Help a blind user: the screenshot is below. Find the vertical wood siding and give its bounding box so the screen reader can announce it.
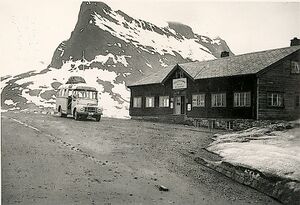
[257,51,300,120]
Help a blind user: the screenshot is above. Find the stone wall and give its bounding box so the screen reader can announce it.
[188,117,289,131]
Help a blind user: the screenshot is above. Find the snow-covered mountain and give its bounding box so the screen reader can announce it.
[1,1,233,118]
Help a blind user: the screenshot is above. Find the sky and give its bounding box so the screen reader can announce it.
[0,0,299,76]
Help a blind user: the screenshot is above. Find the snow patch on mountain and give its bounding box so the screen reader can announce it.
[4,99,17,106]
[93,10,215,62]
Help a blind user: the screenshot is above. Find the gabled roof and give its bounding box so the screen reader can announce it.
[128,45,300,87]
[128,65,175,86]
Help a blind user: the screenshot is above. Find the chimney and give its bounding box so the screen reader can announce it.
[221,51,229,58]
[290,37,300,46]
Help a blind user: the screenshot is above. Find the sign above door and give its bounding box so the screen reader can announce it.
[173,78,187,90]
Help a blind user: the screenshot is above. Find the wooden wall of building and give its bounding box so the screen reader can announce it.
[129,69,257,119]
[181,75,257,119]
[129,83,174,116]
[257,51,300,120]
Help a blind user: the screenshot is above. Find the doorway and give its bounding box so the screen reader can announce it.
[174,96,185,115]
[67,96,72,114]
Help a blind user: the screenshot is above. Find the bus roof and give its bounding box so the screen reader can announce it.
[58,83,97,91]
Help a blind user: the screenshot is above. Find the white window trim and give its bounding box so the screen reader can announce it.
[145,96,155,108]
[291,61,300,74]
[211,93,226,107]
[234,92,251,107]
[133,97,142,108]
[159,96,169,107]
[267,93,284,107]
[192,94,205,107]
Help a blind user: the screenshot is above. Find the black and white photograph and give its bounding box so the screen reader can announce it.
[1,0,300,204]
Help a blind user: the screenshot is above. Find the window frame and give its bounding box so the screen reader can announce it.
[192,94,205,107]
[267,92,284,108]
[58,89,63,97]
[63,89,68,97]
[234,92,251,107]
[133,96,142,108]
[145,96,155,108]
[159,96,170,108]
[291,61,300,74]
[211,93,226,107]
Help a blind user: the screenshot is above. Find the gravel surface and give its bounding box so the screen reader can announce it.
[1,111,280,204]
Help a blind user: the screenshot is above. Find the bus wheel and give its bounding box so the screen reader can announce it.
[74,110,80,121]
[95,115,101,122]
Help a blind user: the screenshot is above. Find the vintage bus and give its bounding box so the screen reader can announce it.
[56,77,103,121]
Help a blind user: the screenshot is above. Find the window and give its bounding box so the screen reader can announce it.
[133,97,142,108]
[68,89,73,96]
[211,93,226,107]
[192,94,205,107]
[267,93,284,107]
[145,96,155,108]
[159,96,169,107]
[63,89,68,97]
[291,61,300,74]
[58,89,63,97]
[234,92,251,107]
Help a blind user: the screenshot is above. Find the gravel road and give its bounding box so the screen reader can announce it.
[1,112,280,205]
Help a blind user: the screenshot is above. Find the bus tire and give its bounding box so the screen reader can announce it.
[74,110,80,121]
[95,115,101,122]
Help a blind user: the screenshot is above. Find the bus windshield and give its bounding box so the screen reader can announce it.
[74,90,98,99]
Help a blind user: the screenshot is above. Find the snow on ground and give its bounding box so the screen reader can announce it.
[93,10,215,62]
[208,126,300,181]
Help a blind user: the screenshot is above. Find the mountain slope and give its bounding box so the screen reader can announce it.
[1,1,233,118]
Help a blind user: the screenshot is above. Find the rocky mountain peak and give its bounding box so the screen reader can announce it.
[167,22,195,39]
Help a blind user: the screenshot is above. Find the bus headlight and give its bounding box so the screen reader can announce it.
[97,108,103,113]
[80,107,84,111]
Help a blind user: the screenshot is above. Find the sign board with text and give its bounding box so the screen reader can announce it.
[172,78,187,89]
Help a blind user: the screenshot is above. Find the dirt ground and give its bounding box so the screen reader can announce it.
[1,111,280,205]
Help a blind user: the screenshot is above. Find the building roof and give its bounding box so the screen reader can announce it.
[128,45,300,87]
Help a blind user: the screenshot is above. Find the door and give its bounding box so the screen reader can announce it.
[174,96,182,115]
[67,96,72,114]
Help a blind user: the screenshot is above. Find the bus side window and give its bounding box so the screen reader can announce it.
[64,89,68,97]
[68,89,73,96]
[78,91,84,98]
[60,89,64,97]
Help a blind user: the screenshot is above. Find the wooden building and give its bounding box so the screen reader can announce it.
[128,44,300,125]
